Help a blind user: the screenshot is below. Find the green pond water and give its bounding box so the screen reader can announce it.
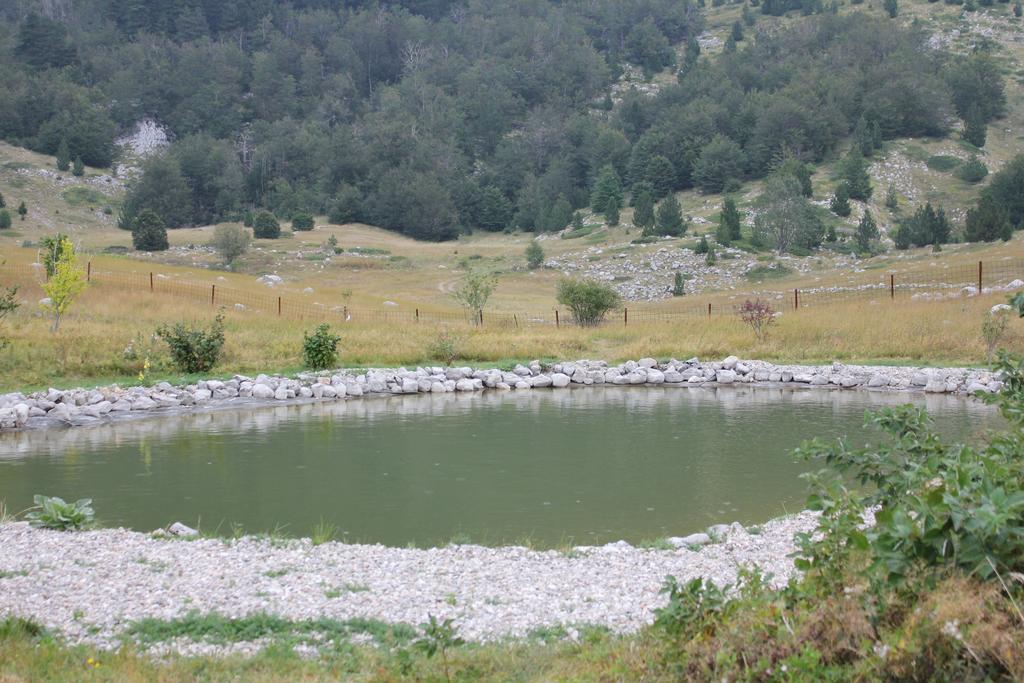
[0,387,998,547]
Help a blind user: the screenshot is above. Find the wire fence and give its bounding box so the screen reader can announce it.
[4,257,1023,328]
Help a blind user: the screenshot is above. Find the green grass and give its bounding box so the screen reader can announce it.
[60,186,107,207]
[926,155,962,172]
[743,263,794,281]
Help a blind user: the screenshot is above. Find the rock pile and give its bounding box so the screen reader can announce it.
[0,357,999,432]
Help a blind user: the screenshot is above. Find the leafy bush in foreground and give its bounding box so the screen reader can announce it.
[156,313,225,373]
[556,278,620,326]
[26,495,94,531]
[302,324,341,370]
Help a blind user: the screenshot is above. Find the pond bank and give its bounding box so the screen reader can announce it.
[0,512,817,656]
[0,356,1000,431]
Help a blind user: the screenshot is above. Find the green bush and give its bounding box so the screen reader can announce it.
[292,213,315,231]
[0,210,10,229]
[955,156,989,183]
[556,278,621,326]
[426,328,461,366]
[302,323,341,370]
[156,314,226,373]
[925,155,960,172]
[131,209,169,252]
[525,240,545,269]
[252,211,281,239]
[25,495,94,531]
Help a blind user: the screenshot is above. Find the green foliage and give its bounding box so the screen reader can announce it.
[693,135,746,193]
[672,271,685,296]
[55,138,70,172]
[302,324,341,370]
[39,233,68,278]
[25,495,94,531]
[829,183,851,217]
[452,270,497,324]
[956,155,988,183]
[131,209,169,252]
[654,576,728,638]
[633,190,656,233]
[426,329,462,367]
[0,284,18,350]
[695,234,709,254]
[962,105,987,148]
[753,173,824,254]
[242,211,254,228]
[856,210,879,252]
[642,156,677,200]
[17,201,27,220]
[839,152,872,201]
[884,0,898,17]
[720,196,742,242]
[119,155,192,230]
[40,237,85,332]
[731,21,744,41]
[1016,0,1022,15]
[655,194,686,236]
[965,197,1011,242]
[981,153,1024,230]
[946,52,1006,123]
[885,183,899,211]
[556,278,621,326]
[825,225,837,242]
[926,155,961,172]
[211,224,251,264]
[0,210,10,230]
[777,157,814,197]
[982,308,1010,363]
[591,165,623,221]
[291,213,315,231]
[155,314,226,373]
[252,211,281,239]
[0,191,5,208]
[525,240,545,269]
[72,156,84,177]
[893,202,951,248]
[415,615,464,682]
[704,243,716,265]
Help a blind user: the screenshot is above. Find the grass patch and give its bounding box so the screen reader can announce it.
[637,538,675,551]
[324,583,370,599]
[925,155,961,172]
[0,569,29,579]
[560,224,598,239]
[344,247,390,256]
[125,612,417,649]
[61,186,107,207]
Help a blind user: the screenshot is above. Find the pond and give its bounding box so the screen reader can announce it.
[0,387,998,547]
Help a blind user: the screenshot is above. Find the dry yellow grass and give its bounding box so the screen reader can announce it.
[0,260,1018,392]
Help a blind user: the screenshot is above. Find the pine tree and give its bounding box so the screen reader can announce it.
[56,138,70,172]
[731,21,744,41]
[856,210,879,252]
[854,115,876,156]
[0,210,10,230]
[634,190,656,234]
[655,195,685,236]
[721,196,743,241]
[885,183,899,211]
[695,234,710,254]
[965,197,1010,242]
[606,203,620,227]
[1015,1,1022,17]
[825,225,838,242]
[672,272,685,296]
[840,152,873,201]
[72,156,84,177]
[525,240,545,269]
[590,165,623,221]
[705,243,717,265]
[723,34,737,54]
[131,209,169,252]
[963,105,987,148]
[830,183,852,217]
[571,211,585,231]
[17,202,27,221]
[253,211,281,239]
[715,214,732,246]
[630,181,655,206]
[644,156,677,199]
[0,191,5,208]
[545,195,574,232]
[884,0,898,17]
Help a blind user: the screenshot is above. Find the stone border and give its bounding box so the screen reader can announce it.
[0,356,997,431]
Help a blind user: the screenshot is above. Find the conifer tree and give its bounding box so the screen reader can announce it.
[830,183,852,217]
[0,191,5,208]
[963,105,987,148]
[72,156,84,177]
[885,183,899,211]
[840,152,873,201]
[590,165,623,221]
[731,21,744,41]
[721,196,743,241]
[56,138,70,172]
[634,190,656,234]
[655,195,685,236]
[131,209,169,251]
[17,202,27,221]
[672,272,685,296]
[856,210,879,252]
[695,234,709,254]
[705,243,717,265]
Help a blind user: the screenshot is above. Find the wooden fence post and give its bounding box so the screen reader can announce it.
[978,261,983,294]
[707,302,711,317]
[149,272,153,292]
[415,308,419,322]
[278,296,281,316]
[211,284,216,305]
[555,309,560,328]
[86,261,91,282]
[514,314,518,329]
[624,307,628,326]
[479,310,484,326]
[890,274,895,299]
[794,289,799,309]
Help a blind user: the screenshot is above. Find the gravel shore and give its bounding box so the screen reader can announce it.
[0,513,816,655]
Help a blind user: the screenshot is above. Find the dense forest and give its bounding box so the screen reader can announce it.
[0,0,1010,240]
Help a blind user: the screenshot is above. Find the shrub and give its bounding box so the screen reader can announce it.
[243,210,254,227]
[926,155,960,172]
[525,240,544,269]
[982,308,1010,362]
[211,224,251,264]
[302,323,341,370]
[738,298,775,341]
[252,211,281,239]
[695,235,709,254]
[672,271,685,296]
[426,328,462,366]
[25,495,94,531]
[292,213,315,231]
[0,210,10,229]
[131,209,169,252]
[156,313,226,373]
[556,278,620,326]
[955,156,988,183]
[452,270,497,325]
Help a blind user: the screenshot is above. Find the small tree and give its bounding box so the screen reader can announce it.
[0,281,19,350]
[738,298,775,341]
[131,209,169,252]
[885,183,899,211]
[605,202,620,227]
[452,270,497,324]
[56,138,70,172]
[1015,0,1022,17]
[591,165,623,222]
[856,210,879,252]
[956,156,989,184]
[292,213,315,231]
[0,191,6,208]
[962,105,987,148]
[731,20,744,41]
[426,328,462,366]
[672,271,685,296]
[883,0,898,16]
[705,243,717,265]
[212,223,251,265]
[633,190,656,234]
[17,201,27,221]
[253,211,281,239]
[0,210,10,230]
[41,237,86,332]
[655,194,686,236]
[721,196,742,242]
[715,213,732,246]
[825,225,838,242]
[840,152,872,201]
[556,278,621,326]
[982,308,1010,363]
[525,240,545,269]
[695,234,709,254]
[72,156,84,177]
[830,183,851,217]
[303,323,341,370]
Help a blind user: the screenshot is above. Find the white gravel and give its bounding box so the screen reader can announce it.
[0,513,816,655]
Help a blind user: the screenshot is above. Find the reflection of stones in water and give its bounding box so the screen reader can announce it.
[0,387,992,461]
